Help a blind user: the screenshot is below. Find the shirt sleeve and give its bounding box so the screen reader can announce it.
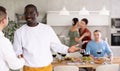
[49,26,69,54]
[2,39,25,70]
[13,30,23,56]
[104,41,113,57]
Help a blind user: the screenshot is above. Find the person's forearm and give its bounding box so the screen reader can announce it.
[78,35,84,41]
[68,45,81,53]
[108,53,113,61]
[51,42,69,54]
[9,58,25,70]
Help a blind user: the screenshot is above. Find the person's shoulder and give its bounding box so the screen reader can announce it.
[86,40,94,48]
[85,28,91,32]
[88,40,95,44]
[0,36,11,47]
[101,40,108,45]
[100,40,105,43]
[39,23,52,28]
[89,40,93,43]
[0,35,9,42]
[15,24,27,32]
[0,37,13,54]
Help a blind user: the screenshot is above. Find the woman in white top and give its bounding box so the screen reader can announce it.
[0,6,25,71]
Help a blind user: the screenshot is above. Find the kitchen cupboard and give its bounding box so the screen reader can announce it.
[47,11,110,26]
[111,46,120,56]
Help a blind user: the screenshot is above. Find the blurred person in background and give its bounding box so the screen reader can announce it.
[68,18,80,47]
[86,30,113,60]
[79,18,91,50]
[0,6,25,71]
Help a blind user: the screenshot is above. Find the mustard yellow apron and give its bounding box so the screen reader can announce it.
[23,64,52,71]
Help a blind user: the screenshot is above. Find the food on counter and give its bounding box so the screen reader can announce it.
[64,57,81,62]
[64,57,71,60]
[82,56,93,62]
[72,58,81,62]
[94,58,105,64]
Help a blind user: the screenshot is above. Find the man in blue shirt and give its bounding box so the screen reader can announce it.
[86,30,113,60]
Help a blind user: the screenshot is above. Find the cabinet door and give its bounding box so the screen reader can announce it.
[47,13,71,26]
[47,12,110,26]
[85,15,110,26]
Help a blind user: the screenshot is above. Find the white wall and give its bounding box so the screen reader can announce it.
[111,0,120,17]
[0,0,120,20]
[0,0,48,21]
[111,46,120,56]
[47,0,111,11]
[0,0,15,20]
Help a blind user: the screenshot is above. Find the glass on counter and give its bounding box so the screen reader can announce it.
[80,49,85,56]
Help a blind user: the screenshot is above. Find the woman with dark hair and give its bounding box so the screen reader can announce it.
[68,18,80,47]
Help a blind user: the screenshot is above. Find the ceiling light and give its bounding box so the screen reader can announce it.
[59,7,70,15]
[79,7,89,15]
[99,6,110,15]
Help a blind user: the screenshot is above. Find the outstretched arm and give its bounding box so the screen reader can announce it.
[68,45,81,53]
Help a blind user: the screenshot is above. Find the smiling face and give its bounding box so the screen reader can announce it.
[24,4,39,27]
[79,21,86,28]
[79,18,88,29]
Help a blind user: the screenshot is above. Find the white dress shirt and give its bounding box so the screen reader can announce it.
[13,23,69,67]
[0,31,25,71]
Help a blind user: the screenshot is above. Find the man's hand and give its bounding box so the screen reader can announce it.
[68,45,80,53]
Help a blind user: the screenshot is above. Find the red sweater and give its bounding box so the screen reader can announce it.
[79,28,92,49]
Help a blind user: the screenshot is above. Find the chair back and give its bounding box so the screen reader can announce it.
[96,64,119,71]
[54,66,79,71]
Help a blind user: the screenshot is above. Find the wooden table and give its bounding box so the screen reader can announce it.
[52,57,120,69]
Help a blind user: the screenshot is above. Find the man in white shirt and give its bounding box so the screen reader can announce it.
[13,4,80,71]
[0,6,25,71]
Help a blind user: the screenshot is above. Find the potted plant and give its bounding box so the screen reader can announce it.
[3,20,22,43]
